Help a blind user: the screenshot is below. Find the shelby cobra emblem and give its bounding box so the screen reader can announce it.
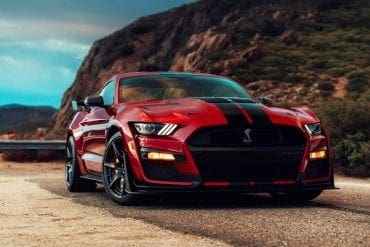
[243,128,253,143]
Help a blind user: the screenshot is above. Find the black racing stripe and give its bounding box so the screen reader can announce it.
[213,102,246,125]
[238,103,272,125]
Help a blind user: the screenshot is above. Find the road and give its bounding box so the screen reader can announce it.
[0,160,369,246]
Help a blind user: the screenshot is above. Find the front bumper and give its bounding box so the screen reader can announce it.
[128,125,334,193]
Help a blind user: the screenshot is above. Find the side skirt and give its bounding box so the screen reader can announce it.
[81,173,103,183]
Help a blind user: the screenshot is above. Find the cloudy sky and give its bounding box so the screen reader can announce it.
[0,0,194,108]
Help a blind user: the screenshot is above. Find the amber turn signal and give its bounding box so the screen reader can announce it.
[309,150,327,159]
[147,152,175,161]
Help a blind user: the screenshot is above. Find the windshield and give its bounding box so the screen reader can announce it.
[119,74,250,102]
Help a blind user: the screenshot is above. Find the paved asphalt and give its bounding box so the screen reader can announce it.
[35,175,369,247]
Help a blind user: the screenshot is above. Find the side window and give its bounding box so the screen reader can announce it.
[99,80,115,105]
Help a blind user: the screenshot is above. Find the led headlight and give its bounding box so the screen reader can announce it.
[133,123,178,136]
[304,123,321,136]
[133,123,157,135]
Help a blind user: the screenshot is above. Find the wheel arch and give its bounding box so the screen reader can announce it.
[106,125,121,142]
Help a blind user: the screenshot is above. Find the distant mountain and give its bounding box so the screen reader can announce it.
[51,0,370,137]
[0,104,56,135]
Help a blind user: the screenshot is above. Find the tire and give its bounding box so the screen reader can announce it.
[65,136,96,192]
[269,190,322,203]
[102,132,136,205]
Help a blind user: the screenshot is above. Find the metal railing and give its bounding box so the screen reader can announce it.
[0,140,66,150]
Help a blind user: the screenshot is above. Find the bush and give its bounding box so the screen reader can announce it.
[327,67,348,77]
[333,133,370,176]
[317,81,335,97]
[346,72,369,94]
[294,20,324,32]
[120,43,135,57]
[306,59,329,69]
[2,150,65,162]
[318,81,335,91]
[314,91,370,176]
[131,18,157,35]
[260,18,286,37]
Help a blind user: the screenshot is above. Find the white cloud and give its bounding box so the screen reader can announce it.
[0,20,20,29]
[0,56,21,66]
[22,39,90,58]
[59,67,75,78]
[0,18,116,43]
[0,39,90,59]
[0,55,74,94]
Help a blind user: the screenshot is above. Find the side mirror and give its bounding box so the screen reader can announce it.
[258,96,273,107]
[71,100,84,112]
[84,95,104,107]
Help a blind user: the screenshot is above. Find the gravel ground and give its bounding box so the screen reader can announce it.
[0,160,369,246]
[0,161,228,247]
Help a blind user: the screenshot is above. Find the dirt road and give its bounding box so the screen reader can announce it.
[0,160,369,246]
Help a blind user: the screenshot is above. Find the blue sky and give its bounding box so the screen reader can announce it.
[0,0,194,108]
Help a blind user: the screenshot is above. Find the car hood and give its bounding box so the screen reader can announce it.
[119,98,319,126]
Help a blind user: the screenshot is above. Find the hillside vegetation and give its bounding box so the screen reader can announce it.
[0,104,55,137]
[52,0,369,176]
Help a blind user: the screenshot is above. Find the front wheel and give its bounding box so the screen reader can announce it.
[269,190,322,203]
[102,132,136,205]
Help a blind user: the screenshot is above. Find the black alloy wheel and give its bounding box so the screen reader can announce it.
[102,132,135,205]
[65,136,96,192]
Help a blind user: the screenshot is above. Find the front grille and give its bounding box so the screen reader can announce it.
[188,125,305,147]
[187,125,305,182]
[190,147,303,182]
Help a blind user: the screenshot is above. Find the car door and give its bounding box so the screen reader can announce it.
[81,80,115,174]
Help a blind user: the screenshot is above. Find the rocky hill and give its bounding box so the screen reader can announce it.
[51,0,370,137]
[0,104,56,137]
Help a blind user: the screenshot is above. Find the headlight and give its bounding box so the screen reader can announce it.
[304,123,321,136]
[133,123,178,136]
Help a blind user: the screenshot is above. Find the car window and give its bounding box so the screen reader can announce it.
[99,80,115,105]
[119,75,250,102]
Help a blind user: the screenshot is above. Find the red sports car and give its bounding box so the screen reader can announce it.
[66,72,334,204]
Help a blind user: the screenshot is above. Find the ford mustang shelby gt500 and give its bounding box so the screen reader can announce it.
[66,72,334,204]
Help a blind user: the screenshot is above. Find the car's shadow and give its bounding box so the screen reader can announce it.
[34,178,317,210]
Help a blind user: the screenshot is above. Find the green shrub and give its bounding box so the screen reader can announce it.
[286,73,304,83]
[236,22,259,38]
[346,72,369,94]
[294,20,324,32]
[317,81,335,97]
[333,133,370,176]
[2,150,65,162]
[327,67,349,77]
[314,91,370,176]
[318,81,335,91]
[306,59,329,69]
[131,18,157,35]
[120,43,135,57]
[261,19,286,37]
